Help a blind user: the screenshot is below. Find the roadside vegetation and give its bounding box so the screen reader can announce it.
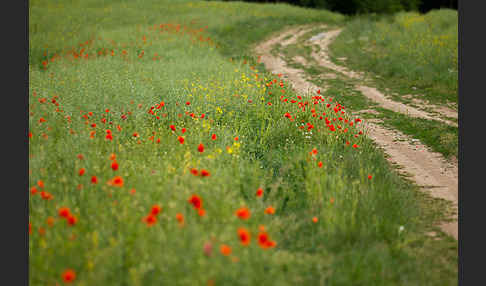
[329,10,458,107]
[29,0,457,285]
[271,11,458,159]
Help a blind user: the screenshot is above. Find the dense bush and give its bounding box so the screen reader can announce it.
[210,0,457,14]
[419,0,458,13]
[324,0,420,14]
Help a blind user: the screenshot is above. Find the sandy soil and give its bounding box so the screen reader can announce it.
[254,25,458,240]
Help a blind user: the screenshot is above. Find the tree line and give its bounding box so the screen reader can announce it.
[207,0,458,14]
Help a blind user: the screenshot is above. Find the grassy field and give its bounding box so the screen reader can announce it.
[329,9,458,107]
[29,0,457,285]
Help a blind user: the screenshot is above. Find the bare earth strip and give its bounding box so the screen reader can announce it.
[254,26,458,240]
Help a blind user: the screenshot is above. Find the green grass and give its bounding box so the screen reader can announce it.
[329,10,458,106]
[29,0,457,285]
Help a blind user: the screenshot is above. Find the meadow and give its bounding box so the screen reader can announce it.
[29,0,457,285]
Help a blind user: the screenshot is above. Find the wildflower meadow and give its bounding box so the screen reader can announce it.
[29,0,457,285]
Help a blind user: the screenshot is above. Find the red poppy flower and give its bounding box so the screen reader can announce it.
[178,136,184,144]
[260,240,277,249]
[188,194,202,209]
[66,214,77,226]
[151,204,162,216]
[198,208,206,217]
[91,176,98,184]
[176,213,185,226]
[200,169,210,177]
[170,125,176,131]
[318,161,323,168]
[197,144,204,153]
[111,161,119,171]
[258,232,269,246]
[264,206,275,215]
[108,176,124,187]
[143,214,157,226]
[30,186,38,195]
[181,128,186,134]
[256,188,263,197]
[220,244,232,256]
[78,168,85,176]
[40,191,53,200]
[237,228,251,246]
[58,207,71,218]
[37,180,44,188]
[190,168,199,176]
[368,175,372,180]
[312,217,318,223]
[62,269,76,283]
[235,207,250,220]
[211,134,217,140]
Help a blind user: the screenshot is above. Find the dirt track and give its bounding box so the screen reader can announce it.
[254,25,458,239]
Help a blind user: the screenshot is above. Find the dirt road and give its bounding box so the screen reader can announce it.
[254,25,458,239]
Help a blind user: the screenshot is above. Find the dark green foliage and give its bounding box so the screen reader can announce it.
[419,0,457,13]
[208,0,423,14]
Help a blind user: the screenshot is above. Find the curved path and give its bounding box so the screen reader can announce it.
[309,28,458,127]
[254,25,458,239]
